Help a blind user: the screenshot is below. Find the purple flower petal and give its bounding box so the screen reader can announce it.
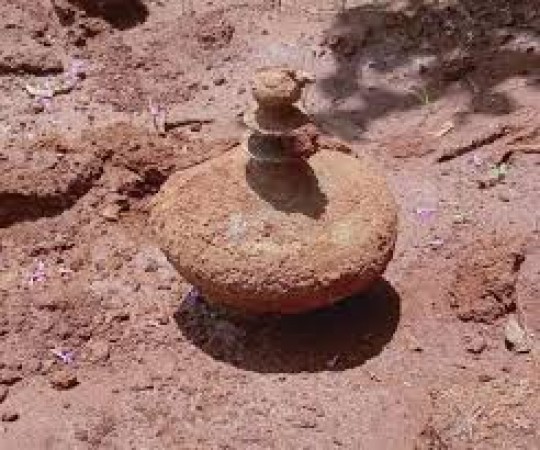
[148,98,160,117]
[51,349,74,364]
[28,260,47,285]
[184,286,203,307]
[469,154,483,167]
[67,59,87,79]
[39,97,52,111]
[415,207,437,221]
[428,238,444,249]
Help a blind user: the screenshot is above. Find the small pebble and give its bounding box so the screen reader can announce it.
[49,369,78,390]
[31,101,45,114]
[213,77,226,86]
[505,315,532,353]
[100,204,121,222]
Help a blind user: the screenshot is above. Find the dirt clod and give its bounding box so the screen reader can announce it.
[49,370,79,390]
[449,237,526,323]
[99,204,121,222]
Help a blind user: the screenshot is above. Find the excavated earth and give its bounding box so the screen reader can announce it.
[0,1,539,448]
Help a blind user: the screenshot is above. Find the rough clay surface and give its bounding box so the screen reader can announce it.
[151,148,397,313]
[0,1,539,448]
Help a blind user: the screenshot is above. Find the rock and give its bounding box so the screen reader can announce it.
[251,67,312,108]
[49,369,79,390]
[100,204,121,222]
[1,411,19,422]
[213,76,226,86]
[0,386,8,403]
[30,100,46,114]
[505,315,533,353]
[150,148,397,314]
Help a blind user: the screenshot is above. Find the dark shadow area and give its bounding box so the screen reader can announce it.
[0,192,84,228]
[174,278,401,373]
[317,0,540,140]
[66,0,148,29]
[314,86,418,140]
[0,172,100,228]
[245,157,328,219]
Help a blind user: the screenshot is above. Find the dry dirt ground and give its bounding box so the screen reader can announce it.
[0,0,539,448]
